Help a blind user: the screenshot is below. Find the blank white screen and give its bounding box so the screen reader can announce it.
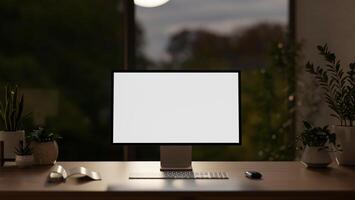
[113,72,240,144]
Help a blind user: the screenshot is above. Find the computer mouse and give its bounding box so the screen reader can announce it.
[245,171,262,179]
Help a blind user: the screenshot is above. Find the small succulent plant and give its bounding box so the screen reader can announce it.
[14,141,32,156]
[27,127,62,143]
[0,85,25,131]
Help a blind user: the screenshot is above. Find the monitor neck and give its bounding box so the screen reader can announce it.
[160,146,192,171]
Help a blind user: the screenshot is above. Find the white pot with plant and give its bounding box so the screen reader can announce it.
[0,85,26,160]
[28,127,61,165]
[298,121,341,167]
[15,141,34,168]
[306,44,355,166]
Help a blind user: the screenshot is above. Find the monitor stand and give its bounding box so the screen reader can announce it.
[129,146,228,179]
[160,146,192,171]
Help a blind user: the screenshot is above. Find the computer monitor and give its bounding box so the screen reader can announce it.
[112,71,240,171]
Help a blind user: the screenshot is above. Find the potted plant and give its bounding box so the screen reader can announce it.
[15,141,33,168]
[297,121,340,167]
[0,85,25,160]
[28,127,61,165]
[306,44,355,165]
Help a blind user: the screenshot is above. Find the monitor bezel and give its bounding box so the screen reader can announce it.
[111,70,241,145]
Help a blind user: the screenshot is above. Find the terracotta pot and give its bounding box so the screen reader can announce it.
[0,130,25,159]
[334,126,355,166]
[301,146,332,168]
[15,154,34,168]
[31,141,58,165]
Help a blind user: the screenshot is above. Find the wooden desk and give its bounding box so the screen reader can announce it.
[0,161,355,200]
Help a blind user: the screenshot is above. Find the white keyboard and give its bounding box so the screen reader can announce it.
[129,171,228,179]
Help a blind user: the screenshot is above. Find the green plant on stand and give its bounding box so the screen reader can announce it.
[0,85,26,160]
[28,127,61,165]
[28,127,62,143]
[305,44,355,165]
[297,121,340,151]
[297,121,341,168]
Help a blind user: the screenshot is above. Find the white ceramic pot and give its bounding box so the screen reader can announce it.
[0,130,25,159]
[31,141,58,165]
[15,154,34,168]
[333,126,355,166]
[301,146,332,167]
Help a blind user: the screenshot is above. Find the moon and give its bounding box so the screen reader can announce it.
[134,0,170,8]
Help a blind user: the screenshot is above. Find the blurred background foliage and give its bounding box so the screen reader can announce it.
[0,0,297,161]
[161,24,298,161]
[0,0,126,160]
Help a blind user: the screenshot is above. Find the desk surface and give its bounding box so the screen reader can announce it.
[0,161,355,199]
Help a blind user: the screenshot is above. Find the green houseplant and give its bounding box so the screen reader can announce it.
[27,127,61,165]
[0,85,26,160]
[297,121,340,167]
[14,141,33,168]
[305,44,355,165]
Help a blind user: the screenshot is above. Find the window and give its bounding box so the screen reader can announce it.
[0,0,124,160]
[134,0,295,160]
[0,0,295,161]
